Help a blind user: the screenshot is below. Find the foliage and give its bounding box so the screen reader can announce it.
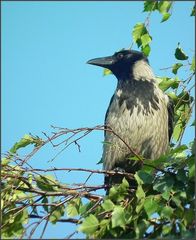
[132,23,152,56]
[132,1,173,56]
[1,1,195,239]
[79,156,195,239]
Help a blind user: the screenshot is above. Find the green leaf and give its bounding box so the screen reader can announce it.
[134,172,143,185]
[167,91,178,104]
[49,205,65,224]
[158,1,172,14]
[189,140,195,156]
[132,23,147,46]
[41,197,49,213]
[190,56,195,71]
[109,178,129,202]
[143,154,168,168]
[143,1,158,12]
[183,209,195,226]
[161,191,170,201]
[108,185,118,199]
[16,208,29,225]
[66,198,81,217]
[111,206,126,230]
[175,44,188,60]
[79,201,97,216]
[176,90,193,107]
[144,198,159,217]
[179,191,187,199]
[182,230,196,239]
[1,157,11,165]
[15,190,28,201]
[78,214,99,234]
[172,63,183,74]
[9,134,43,154]
[172,149,187,161]
[103,68,112,76]
[137,170,154,184]
[96,219,110,238]
[4,209,28,238]
[153,174,174,193]
[161,206,173,219]
[162,224,172,235]
[173,103,191,141]
[172,196,182,208]
[35,175,58,191]
[141,33,152,47]
[10,134,34,154]
[101,141,114,145]
[121,177,129,189]
[176,169,188,182]
[102,199,115,211]
[135,219,150,238]
[188,156,195,179]
[96,158,103,164]
[190,5,195,16]
[171,145,188,154]
[109,179,129,202]
[136,185,145,200]
[129,155,143,161]
[172,123,181,142]
[132,23,152,55]
[135,197,144,214]
[141,44,151,56]
[158,77,179,91]
[161,12,171,22]
[67,205,78,217]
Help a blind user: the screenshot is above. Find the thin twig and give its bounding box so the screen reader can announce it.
[65,231,78,239]
[40,218,49,239]
[29,214,80,224]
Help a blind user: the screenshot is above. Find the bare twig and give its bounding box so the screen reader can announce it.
[65,231,78,239]
[40,219,49,239]
[4,166,134,177]
[29,214,80,224]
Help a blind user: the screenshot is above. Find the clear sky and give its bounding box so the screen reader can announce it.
[2,1,194,239]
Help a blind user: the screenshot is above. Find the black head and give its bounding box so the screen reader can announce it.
[87,49,149,80]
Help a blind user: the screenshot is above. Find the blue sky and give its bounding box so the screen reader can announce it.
[2,1,194,239]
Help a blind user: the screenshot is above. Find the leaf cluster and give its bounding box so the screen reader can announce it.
[143,1,173,22]
[78,143,195,239]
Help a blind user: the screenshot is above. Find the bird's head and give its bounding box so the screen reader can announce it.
[87,49,151,80]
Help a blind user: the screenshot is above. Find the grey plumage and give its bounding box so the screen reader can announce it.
[87,50,174,189]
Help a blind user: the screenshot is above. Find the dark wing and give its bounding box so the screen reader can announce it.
[167,96,174,142]
[104,94,115,136]
[103,94,115,190]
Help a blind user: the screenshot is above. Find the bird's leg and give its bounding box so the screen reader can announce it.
[113,167,126,173]
[104,167,126,193]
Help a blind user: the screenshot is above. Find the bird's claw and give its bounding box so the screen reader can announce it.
[114,167,126,173]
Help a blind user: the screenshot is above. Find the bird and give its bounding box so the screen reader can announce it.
[87,49,174,191]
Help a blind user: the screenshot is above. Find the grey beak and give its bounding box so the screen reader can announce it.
[87,56,114,68]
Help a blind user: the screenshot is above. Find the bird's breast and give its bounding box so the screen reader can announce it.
[103,88,169,171]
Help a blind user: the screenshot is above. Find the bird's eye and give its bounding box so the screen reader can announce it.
[117,53,124,59]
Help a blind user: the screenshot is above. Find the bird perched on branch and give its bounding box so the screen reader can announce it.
[87,49,174,190]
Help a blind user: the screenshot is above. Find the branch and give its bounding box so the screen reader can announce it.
[5,166,134,177]
[40,125,142,162]
[12,185,103,201]
[29,214,79,224]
